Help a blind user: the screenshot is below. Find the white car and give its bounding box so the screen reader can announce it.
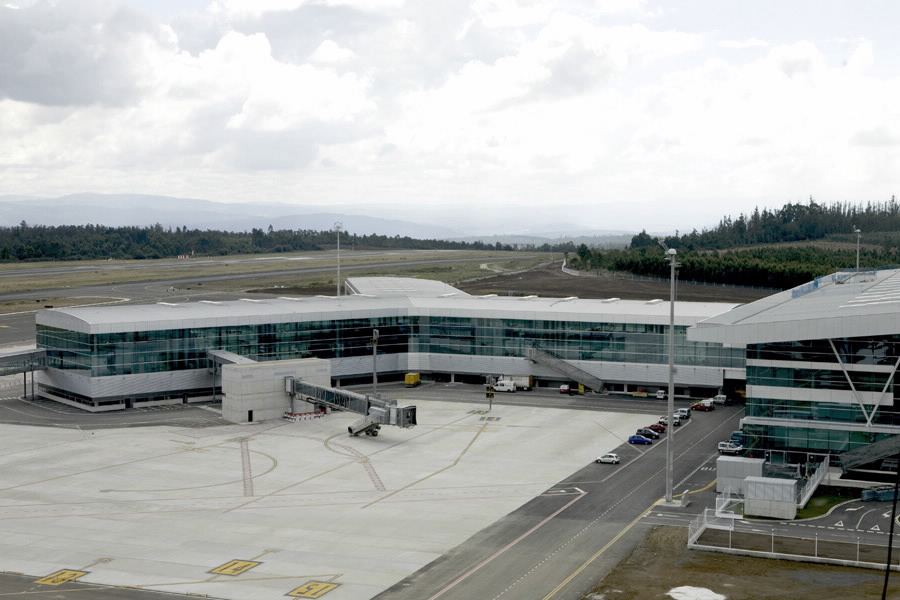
[596,453,620,464]
[718,441,743,455]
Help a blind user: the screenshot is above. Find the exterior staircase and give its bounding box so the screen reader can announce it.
[526,346,606,393]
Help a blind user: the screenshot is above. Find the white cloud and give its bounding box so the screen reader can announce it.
[719,38,768,49]
[309,40,357,64]
[2,1,900,233]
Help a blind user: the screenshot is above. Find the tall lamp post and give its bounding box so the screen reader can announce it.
[665,247,679,504]
[854,227,861,271]
[334,222,342,296]
[372,329,379,398]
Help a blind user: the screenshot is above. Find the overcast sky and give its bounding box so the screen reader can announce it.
[2,0,899,233]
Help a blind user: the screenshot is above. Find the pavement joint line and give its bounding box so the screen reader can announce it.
[226,411,476,513]
[361,421,491,510]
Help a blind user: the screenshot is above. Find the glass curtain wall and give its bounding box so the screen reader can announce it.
[38,315,743,378]
[745,334,900,455]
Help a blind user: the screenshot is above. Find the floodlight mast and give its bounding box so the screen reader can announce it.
[659,241,679,504]
[334,222,343,296]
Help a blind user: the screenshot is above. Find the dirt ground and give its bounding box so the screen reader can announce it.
[455,261,774,304]
[286,261,775,304]
[588,526,899,600]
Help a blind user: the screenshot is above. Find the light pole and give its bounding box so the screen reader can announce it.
[334,222,342,296]
[665,247,679,504]
[854,227,861,271]
[372,329,379,398]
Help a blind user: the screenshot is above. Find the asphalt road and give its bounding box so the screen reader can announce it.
[373,388,743,600]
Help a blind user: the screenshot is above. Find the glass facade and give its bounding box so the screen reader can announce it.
[744,335,900,457]
[37,314,743,378]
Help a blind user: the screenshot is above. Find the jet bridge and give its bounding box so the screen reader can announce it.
[284,376,417,437]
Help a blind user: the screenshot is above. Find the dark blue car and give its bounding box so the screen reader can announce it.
[628,434,653,445]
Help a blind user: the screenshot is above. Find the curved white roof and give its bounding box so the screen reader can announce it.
[36,277,738,334]
[689,269,900,345]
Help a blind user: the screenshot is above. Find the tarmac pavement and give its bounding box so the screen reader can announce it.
[0,385,652,600]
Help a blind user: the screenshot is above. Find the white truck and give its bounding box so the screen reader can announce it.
[498,375,534,391]
[492,380,516,392]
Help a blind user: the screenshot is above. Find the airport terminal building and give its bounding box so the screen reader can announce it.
[28,269,900,466]
[689,268,900,463]
[34,277,743,414]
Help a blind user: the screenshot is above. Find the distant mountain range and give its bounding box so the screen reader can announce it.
[0,193,636,247]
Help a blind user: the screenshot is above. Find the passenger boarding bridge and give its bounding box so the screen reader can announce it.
[0,348,45,398]
[284,376,417,437]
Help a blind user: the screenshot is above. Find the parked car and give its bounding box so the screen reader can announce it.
[692,400,715,411]
[636,428,660,439]
[659,415,681,426]
[675,408,691,420]
[628,434,653,445]
[712,394,728,405]
[718,441,743,455]
[646,423,666,433]
[596,453,620,464]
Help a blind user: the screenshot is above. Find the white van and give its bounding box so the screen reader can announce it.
[493,380,516,392]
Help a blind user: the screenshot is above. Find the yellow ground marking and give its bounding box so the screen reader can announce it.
[210,559,261,576]
[288,581,340,598]
[82,558,111,569]
[675,479,718,497]
[34,569,88,586]
[121,573,344,591]
[541,501,658,599]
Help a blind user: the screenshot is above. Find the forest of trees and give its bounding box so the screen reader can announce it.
[0,222,527,261]
[567,198,900,289]
[4,198,900,291]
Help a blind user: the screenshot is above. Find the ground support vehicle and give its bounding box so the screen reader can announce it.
[493,380,516,392]
[405,372,421,387]
[498,375,534,391]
